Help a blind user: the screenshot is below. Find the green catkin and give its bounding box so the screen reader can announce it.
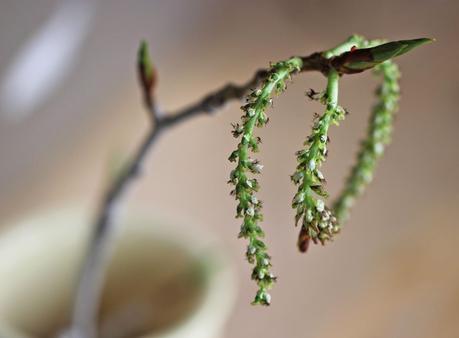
[333,60,400,222]
[291,69,345,247]
[291,36,370,250]
[293,39,403,250]
[228,57,302,305]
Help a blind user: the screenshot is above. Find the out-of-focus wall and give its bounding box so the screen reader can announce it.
[1,0,458,337]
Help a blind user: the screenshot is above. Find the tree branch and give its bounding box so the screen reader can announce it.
[65,36,431,336]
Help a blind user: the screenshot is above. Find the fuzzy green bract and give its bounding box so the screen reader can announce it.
[228,57,302,305]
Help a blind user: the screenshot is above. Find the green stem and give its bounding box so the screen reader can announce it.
[323,35,365,58]
[326,68,339,108]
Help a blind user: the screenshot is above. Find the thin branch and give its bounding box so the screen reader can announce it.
[161,68,269,127]
[66,126,162,338]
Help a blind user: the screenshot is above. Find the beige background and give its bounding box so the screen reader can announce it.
[1,0,458,337]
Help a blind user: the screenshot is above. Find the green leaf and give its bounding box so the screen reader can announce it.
[370,38,433,63]
[333,38,434,73]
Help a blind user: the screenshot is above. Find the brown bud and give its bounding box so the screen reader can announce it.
[138,40,157,107]
[297,227,311,253]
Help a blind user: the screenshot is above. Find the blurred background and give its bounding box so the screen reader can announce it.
[0,0,458,337]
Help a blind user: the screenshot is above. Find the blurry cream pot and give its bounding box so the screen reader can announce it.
[0,208,235,338]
